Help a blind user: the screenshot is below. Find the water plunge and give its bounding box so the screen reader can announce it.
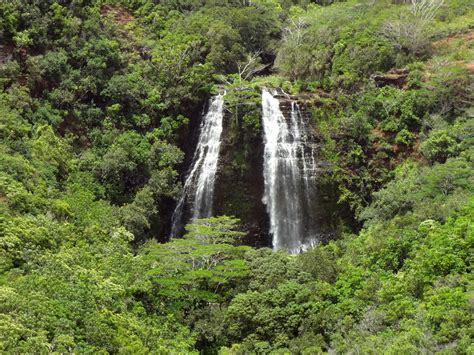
[170,93,225,236]
[261,88,320,252]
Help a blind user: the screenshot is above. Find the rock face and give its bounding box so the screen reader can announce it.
[170,88,344,249]
[371,68,408,88]
[214,88,342,249]
[213,96,271,247]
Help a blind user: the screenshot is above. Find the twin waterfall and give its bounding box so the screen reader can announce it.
[170,93,225,237]
[171,89,319,253]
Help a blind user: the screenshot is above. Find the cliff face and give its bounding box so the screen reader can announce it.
[213,95,271,247]
[212,89,343,248]
[167,88,346,247]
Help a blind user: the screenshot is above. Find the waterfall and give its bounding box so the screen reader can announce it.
[170,93,225,236]
[261,88,319,253]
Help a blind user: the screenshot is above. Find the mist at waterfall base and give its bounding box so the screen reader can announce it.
[170,93,225,237]
[261,88,321,253]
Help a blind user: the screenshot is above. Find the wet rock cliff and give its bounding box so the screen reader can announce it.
[212,88,343,248]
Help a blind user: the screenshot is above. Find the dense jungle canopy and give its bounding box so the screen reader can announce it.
[0,0,473,353]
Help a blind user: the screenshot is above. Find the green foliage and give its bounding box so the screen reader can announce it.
[0,0,472,353]
[361,155,473,225]
[218,202,473,353]
[421,118,472,163]
[185,216,246,244]
[275,2,398,86]
[0,226,197,353]
[97,130,152,202]
[224,85,262,134]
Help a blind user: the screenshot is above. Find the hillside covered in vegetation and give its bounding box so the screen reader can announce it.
[0,0,472,353]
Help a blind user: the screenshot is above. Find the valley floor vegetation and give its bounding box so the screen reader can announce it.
[0,0,472,353]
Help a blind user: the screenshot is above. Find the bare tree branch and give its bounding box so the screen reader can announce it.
[380,0,444,55]
[236,52,268,82]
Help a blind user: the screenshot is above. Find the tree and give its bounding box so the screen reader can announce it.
[236,52,268,83]
[380,0,444,56]
[275,18,312,81]
[185,216,245,245]
[120,186,156,240]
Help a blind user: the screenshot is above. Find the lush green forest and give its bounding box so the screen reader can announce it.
[0,0,472,353]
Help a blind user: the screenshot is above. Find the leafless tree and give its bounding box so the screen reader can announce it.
[275,18,312,81]
[283,18,308,47]
[380,0,444,55]
[410,0,444,22]
[236,52,268,82]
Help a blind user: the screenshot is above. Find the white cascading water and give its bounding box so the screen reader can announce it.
[261,88,318,253]
[170,93,225,236]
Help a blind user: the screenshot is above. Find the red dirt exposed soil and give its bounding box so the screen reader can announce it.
[100,5,134,25]
[433,29,474,47]
[456,60,474,73]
